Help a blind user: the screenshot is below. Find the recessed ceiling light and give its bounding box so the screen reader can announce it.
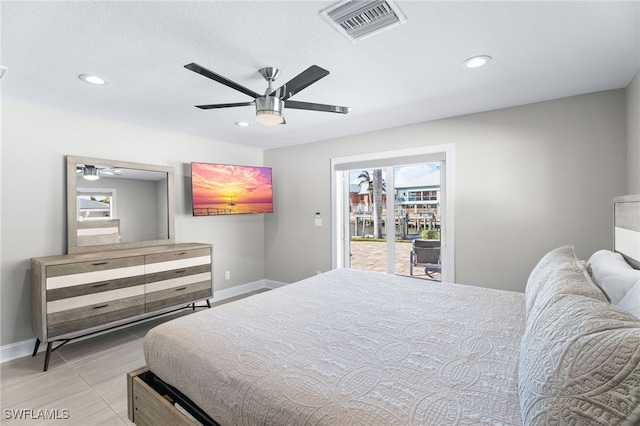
[463,55,492,69]
[79,74,107,85]
[235,121,251,127]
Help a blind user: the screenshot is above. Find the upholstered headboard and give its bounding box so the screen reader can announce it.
[614,194,640,269]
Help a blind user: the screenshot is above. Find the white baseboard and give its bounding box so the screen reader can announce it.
[211,279,268,302]
[264,279,288,289]
[1,278,289,364]
[0,339,37,364]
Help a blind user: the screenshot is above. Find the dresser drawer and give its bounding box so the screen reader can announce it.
[46,256,145,290]
[145,264,211,284]
[145,248,211,274]
[145,248,210,264]
[47,285,145,314]
[47,275,145,301]
[145,281,212,312]
[48,294,146,337]
[144,262,212,312]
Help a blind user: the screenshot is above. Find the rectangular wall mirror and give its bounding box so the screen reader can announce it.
[67,155,175,254]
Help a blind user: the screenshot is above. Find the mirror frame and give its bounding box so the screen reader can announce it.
[67,155,175,254]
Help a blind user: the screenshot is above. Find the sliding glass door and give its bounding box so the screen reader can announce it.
[331,145,454,282]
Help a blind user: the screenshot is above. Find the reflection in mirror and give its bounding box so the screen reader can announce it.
[67,156,175,254]
[75,168,167,243]
[77,187,116,222]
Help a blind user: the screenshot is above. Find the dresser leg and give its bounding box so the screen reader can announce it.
[43,342,53,371]
[32,338,41,357]
[206,299,211,308]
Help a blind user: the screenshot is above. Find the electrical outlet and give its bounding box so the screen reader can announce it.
[225,271,231,280]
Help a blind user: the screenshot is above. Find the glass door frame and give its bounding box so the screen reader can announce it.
[330,144,455,282]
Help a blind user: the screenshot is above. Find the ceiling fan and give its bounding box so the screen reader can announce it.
[184,63,351,125]
[76,164,120,181]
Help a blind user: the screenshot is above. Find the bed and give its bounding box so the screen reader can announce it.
[128,195,640,425]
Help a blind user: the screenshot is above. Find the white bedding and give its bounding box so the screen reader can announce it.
[144,268,526,425]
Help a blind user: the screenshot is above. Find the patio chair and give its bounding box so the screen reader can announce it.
[410,239,441,279]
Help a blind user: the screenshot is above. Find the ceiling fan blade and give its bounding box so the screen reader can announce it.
[284,100,350,114]
[272,65,330,100]
[195,102,254,110]
[185,63,261,99]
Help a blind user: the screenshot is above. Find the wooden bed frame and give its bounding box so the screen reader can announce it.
[128,195,640,426]
[128,367,219,426]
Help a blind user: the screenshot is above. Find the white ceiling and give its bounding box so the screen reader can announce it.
[2,1,639,150]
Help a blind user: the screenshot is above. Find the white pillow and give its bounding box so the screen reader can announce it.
[587,249,640,306]
[616,281,640,318]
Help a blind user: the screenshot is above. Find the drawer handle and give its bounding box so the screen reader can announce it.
[92,283,109,288]
[92,262,109,266]
[175,252,187,256]
[175,287,187,292]
[175,269,187,274]
[93,304,109,309]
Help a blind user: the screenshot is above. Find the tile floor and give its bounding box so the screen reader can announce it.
[0,290,268,425]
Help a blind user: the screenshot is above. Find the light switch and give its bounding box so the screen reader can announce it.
[315,212,322,227]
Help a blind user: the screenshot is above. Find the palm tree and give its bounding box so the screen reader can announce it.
[357,170,385,238]
[357,171,373,212]
[357,171,373,235]
[372,169,383,238]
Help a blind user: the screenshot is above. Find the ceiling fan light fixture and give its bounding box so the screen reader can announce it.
[255,96,285,125]
[82,166,100,180]
[256,110,285,126]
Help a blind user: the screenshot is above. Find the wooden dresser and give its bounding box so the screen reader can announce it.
[31,243,212,370]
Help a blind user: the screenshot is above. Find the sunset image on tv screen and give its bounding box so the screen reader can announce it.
[191,163,273,216]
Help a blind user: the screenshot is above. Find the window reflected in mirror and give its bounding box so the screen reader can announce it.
[77,188,116,221]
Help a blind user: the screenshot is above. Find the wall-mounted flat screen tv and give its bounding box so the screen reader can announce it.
[191,162,273,216]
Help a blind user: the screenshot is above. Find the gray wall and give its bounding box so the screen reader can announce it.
[1,98,266,346]
[628,70,640,194]
[264,90,628,292]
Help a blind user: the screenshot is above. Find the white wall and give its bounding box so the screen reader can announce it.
[264,90,628,292]
[627,70,640,194]
[0,98,265,346]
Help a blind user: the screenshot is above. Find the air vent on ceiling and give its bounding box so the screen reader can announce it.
[321,0,406,42]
